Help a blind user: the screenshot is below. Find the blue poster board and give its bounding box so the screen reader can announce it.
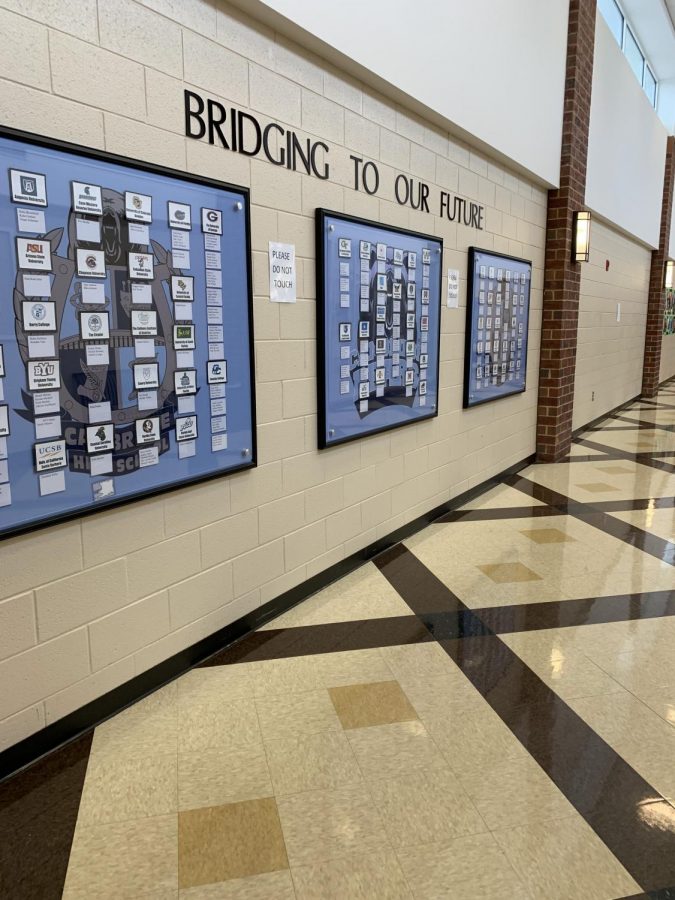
[463,247,532,408]
[317,210,442,448]
[0,128,255,539]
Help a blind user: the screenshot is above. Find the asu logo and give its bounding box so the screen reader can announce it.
[27,243,41,253]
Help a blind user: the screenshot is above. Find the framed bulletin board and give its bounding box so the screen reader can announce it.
[463,247,532,408]
[316,209,442,448]
[0,127,256,539]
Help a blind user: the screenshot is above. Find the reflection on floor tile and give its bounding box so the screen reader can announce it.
[265,730,362,796]
[329,680,418,730]
[478,562,543,583]
[520,527,576,544]
[347,720,447,781]
[178,799,288,888]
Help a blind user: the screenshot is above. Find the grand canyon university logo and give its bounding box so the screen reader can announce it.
[12,188,183,475]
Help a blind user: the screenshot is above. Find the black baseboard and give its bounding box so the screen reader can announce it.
[0,453,534,783]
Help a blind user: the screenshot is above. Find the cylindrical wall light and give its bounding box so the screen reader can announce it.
[665,259,674,289]
[572,210,591,263]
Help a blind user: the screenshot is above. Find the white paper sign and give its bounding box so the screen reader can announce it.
[39,470,66,496]
[447,268,460,308]
[81,282,105,304]
[269,242,296,302]
[17,208,46,233]
[23,273,51,297]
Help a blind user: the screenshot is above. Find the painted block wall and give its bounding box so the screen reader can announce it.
[0,0,547,752]
[573,220,650,430]
[660,336,675,384]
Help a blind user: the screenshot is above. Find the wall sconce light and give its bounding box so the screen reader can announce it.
[572,210,591,263]
[665,259,674,290]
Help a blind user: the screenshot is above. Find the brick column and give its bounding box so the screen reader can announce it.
[536,0,597,462]
[642,136,675,397]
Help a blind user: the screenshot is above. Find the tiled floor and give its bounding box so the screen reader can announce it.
[2,386,675,899]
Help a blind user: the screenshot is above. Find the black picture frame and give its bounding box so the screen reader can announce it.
[463,246,532,409]
[316,209,443,449]
[0,125,257,541]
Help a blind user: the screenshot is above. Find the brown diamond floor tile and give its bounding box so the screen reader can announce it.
[178,797,288,889]
[519,528,576,545]
[477,562,543,584]
[328,680,418,730]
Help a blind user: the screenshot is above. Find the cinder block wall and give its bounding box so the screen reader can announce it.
[573,221,651,429]
[0,0,546,751]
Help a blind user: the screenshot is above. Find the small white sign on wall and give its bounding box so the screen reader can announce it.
[447,268,460,308]
[269,241,296,302]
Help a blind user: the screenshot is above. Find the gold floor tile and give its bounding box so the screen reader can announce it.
[519,527,576,544]
[492,814,640,900]
[396,832,529,899]
[292,849,412,899]
[255,689,342,741]
[457,756,575,830]
[179,871,295,899]
[178,745,272,811]
[366,768,486,848]
[276,783,389,867]
[329,680,418,730]
[575,482,620,494]
[264,730,362,796]
[77,752,177,826]
[63,814,177,900]
[177,697,262,754]
[595,465,639,475]
[423,706,527,775]
[178,798,288,889]
[477,562,542,584]
[346,720,447,780]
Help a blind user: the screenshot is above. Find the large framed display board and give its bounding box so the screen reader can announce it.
[463,247,532,408]
[0,127,256,539]
[316,209,442,448]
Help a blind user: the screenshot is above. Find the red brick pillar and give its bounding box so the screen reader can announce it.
[536,0,597,462]
[642,136,675,397]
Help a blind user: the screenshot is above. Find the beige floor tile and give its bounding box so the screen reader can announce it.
[478,562,543,583]
[397,674,486,718]
[611,507,675,543]
[492,814,640,900]
[180,871,295,898]
[380,642,459,681]
[347,720,447,780]
[459,483,547,509]
[366,767,486,847]
[247,656,325,697]
[396,832,529,900]
[277,783,389,867]
[314,648,395,688]
[178,745,272,811]
[176,666,254,704]
[178,798,288,889]
[519,527,576,544]
[457,756,575,830]
[77,752,177,826]
[566,442,606,457]
[255,689,341,741]
[574,482,620,494]
[265,730,362,795]
[63,814,178,900]
[292,849,412,899]
[595,465,639,475]
[90,682,178,760]
[329,680,418,730]
[259,562,410,630]
[423,705,527,775]
[177,697,262,754]
[639,691,675,727]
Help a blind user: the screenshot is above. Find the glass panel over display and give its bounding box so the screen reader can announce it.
[316,210,442,448]
[664,289,675,335]
[0,129,255,538]
[463,247,532,408]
